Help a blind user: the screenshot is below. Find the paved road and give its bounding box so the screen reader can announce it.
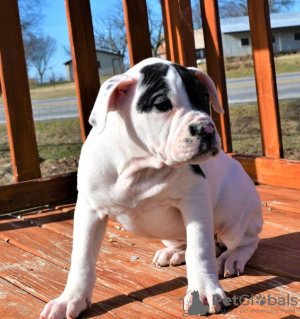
[227,72,300,104]
[0,97,79,125]
[0,72,299,124]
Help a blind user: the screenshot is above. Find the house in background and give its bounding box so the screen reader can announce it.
[64,49,124,81]
[194,29,205,63]
[221,12,300,57]
[157,30,206,64]
[157,11,300,61]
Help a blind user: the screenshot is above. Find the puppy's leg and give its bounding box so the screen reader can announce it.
[40,195,108,319]
[217,214,262,277]
[152,240,186,267]
[180,186,226,314]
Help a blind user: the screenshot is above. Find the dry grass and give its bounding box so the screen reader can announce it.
[0,76,113,104]
[0,118,82,185]
[29,82,76,101]
[1,98,299,185]
[230,99,300,159]
[198,52,300,79]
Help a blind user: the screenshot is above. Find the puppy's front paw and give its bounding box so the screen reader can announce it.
[184,285,226,315]
[40,295,91,319]
[152,247,185,267]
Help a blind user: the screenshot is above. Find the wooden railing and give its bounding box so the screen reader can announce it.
[0,0,299,215]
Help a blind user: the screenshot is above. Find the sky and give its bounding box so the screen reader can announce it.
[31,0,300,81]
[28,0,120,80]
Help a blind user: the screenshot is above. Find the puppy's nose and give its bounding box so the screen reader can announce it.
[189,121,215,137]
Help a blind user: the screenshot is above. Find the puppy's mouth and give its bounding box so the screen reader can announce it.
[167,139,220,167]
[164,120,221,167]
[187,121,220,161]
[189,146,220,164]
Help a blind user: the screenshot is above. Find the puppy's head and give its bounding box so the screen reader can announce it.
[89,58,223,166]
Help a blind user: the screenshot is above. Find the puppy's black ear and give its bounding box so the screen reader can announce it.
[89,74,137,134]
[188,67,224,114]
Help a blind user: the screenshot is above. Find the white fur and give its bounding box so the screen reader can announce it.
[40,58,262,319]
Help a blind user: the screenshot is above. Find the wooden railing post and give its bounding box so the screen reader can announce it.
[161,0,197,67]
[0,0,41,182]
[65,0,100,141]
[200,0,232,153]
[248,0,283,158]
[123,0,152,66]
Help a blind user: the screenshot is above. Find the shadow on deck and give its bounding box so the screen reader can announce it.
[0,185,299,318]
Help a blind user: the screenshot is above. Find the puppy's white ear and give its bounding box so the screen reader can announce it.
[89,74,137,134]
[188,67,224,114]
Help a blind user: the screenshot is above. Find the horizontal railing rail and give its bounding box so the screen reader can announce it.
[0,0,299,215]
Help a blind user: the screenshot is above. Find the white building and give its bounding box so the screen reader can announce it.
[64,50,124,81]
[158,12,300,61]
[220,12,300,57]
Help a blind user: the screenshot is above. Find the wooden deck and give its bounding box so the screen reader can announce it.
[0,185,299,318]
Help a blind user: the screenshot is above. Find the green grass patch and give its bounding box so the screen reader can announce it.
[230,103,262,156]
[35,118,82,160]
[230,99,300,159]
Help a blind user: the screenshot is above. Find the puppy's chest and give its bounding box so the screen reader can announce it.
[109,165,180,207]
[111,199,186,239]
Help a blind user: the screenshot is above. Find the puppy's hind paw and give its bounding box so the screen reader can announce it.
[152,248,186,267]
[217,246,255,277]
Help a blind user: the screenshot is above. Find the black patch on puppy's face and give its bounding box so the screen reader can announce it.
[172,64,210,115]
[137,62,210,115]
[137,63,171,113]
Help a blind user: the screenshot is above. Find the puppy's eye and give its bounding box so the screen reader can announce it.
[154,99,172,112]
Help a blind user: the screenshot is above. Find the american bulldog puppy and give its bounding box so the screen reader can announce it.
[41,58,262,319]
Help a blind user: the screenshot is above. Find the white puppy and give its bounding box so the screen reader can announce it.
[40,58,263,318]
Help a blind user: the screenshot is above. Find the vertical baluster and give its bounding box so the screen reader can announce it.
[161,0,197,67]
[123,0,152,66]
[0,0,41,182]
[200,0,232,152]
[248,0,283,158]
[65,0,100,141]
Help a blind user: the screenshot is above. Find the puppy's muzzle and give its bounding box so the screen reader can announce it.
[189,121,219,156]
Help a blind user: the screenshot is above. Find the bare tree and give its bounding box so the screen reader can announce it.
[218,0,296,17]
[25,35,57,84]
[18,0,44,40]
[191,0,202,29]
[218,0,248,17]
[147,2,164,56]
[268,0,296,13]
[94,3,127,56]
[94,0,164,58]
[63,45,71,57]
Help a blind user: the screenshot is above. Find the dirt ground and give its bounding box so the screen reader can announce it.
[0,154,79,186]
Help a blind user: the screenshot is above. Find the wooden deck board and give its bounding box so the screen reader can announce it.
[0,277,45,319]
[0,185,299,318]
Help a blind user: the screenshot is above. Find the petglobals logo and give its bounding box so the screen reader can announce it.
[179,291,298,317]
[213,293,298,307]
